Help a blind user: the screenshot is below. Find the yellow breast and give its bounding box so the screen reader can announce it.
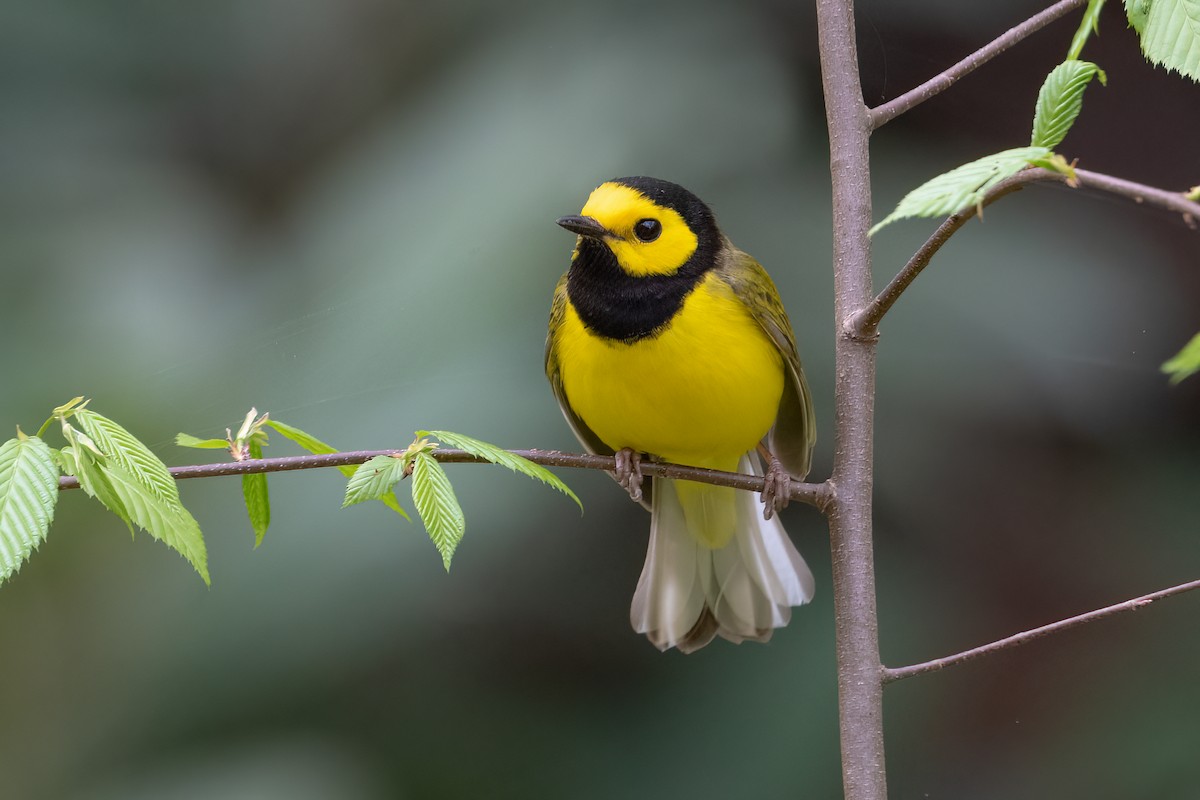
[555,272,784,472]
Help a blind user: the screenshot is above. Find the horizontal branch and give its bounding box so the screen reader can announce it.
[1072,166,1200,222]
[869,0,1088,129]
[848,166,1200,337]
[882,577,1200,683]
[57,448,835,512]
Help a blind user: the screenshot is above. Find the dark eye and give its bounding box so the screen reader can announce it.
[633,218,662,242]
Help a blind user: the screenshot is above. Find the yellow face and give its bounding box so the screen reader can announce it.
[578,182,698,277]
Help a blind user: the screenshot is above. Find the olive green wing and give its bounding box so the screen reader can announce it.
[716,244,816,479]
[545,273,614,459]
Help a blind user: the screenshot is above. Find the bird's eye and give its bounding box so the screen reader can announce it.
[633,218,662,242]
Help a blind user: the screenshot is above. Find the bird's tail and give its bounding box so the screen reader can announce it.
[629,453,815,653]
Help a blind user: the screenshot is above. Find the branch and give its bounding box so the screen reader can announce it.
[848,177,1028,339]
[869,0,1088,129]
[882,577,1200,683]
[816,0,888,796]
[1072,166,1200,222]
[56,448,835,512]
[849,166,1200,337]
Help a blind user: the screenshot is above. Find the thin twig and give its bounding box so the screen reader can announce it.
[869,0,1088,129]
[849,166,1200,336]
[56,448,835,512]
[882,578,1200,683]
[1073,166,1200,223]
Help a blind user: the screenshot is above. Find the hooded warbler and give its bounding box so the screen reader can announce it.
[545,176,816,653]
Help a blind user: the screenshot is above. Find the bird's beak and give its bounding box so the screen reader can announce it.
[556,215,609,238]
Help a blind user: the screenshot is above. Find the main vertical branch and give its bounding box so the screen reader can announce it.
[815,1,887,799]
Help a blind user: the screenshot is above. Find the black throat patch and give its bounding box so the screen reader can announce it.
[566,237,709,343]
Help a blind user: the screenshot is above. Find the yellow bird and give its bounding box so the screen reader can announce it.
[545,177,816,653]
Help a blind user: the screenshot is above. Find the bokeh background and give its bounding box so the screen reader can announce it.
[2,1,1198,798]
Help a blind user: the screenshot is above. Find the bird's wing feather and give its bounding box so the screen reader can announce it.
[715,245,816,479]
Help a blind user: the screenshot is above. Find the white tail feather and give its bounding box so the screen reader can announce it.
[630,454,814,652]
[630,476,708,650]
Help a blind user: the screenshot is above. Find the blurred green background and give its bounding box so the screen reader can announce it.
[2,1,1197,798]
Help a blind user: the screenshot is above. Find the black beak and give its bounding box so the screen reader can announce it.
[556,215,609,238]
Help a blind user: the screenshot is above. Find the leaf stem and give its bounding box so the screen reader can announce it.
[1066,0,1106,60]
[869,0,1089,129]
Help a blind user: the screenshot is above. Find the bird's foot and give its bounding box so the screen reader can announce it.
[759,447,791,520]
[613,448,644,503]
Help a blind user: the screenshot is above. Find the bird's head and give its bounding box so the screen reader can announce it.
[557,177,720,277]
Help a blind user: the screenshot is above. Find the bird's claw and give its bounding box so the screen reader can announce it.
[614,448,644,503]
[760,453,792,520]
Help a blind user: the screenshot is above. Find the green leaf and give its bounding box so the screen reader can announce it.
[1031,61,1106,149]
[75,410,180,506]
[103,466,209,584]
[0,435,59,586]
[1126,0,1152,33]
[1162,331,1200,383]
[175,433,229,449]
[68,443,134,533]
[243,438,270,547]
[411,452,465,572]
[421,430,582,511]
[263,418,338,456]
[870,147,1051,235]
[72,409,209,583]
[50,447,73,476]
[343,455,408,508]
[1128,0,1200,81]
[1068,0,1107,59]
[266,418,409,519]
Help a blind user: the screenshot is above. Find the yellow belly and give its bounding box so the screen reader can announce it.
[555,272,784,473]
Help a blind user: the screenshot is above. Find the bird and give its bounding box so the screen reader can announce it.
[545,176,816,653]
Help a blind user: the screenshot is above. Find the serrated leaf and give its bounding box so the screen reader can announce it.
[411,452,465,572]
[265,418,409,519]
[1031,61,1106,149]
[175,433,229,449]
[1130,0,1200,81]
[421,430,582,511]
[243,438,270,547]
[74,410,180,506]
[870,147,1051,235]
[71,409,208,583]
[59,423,133,532]
[343,455,408,508]
[103,465,209,584]
[1162,331,1200,383]
[70,444,134,534]
[1126,0,1152,33]
[0,436,59,585]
